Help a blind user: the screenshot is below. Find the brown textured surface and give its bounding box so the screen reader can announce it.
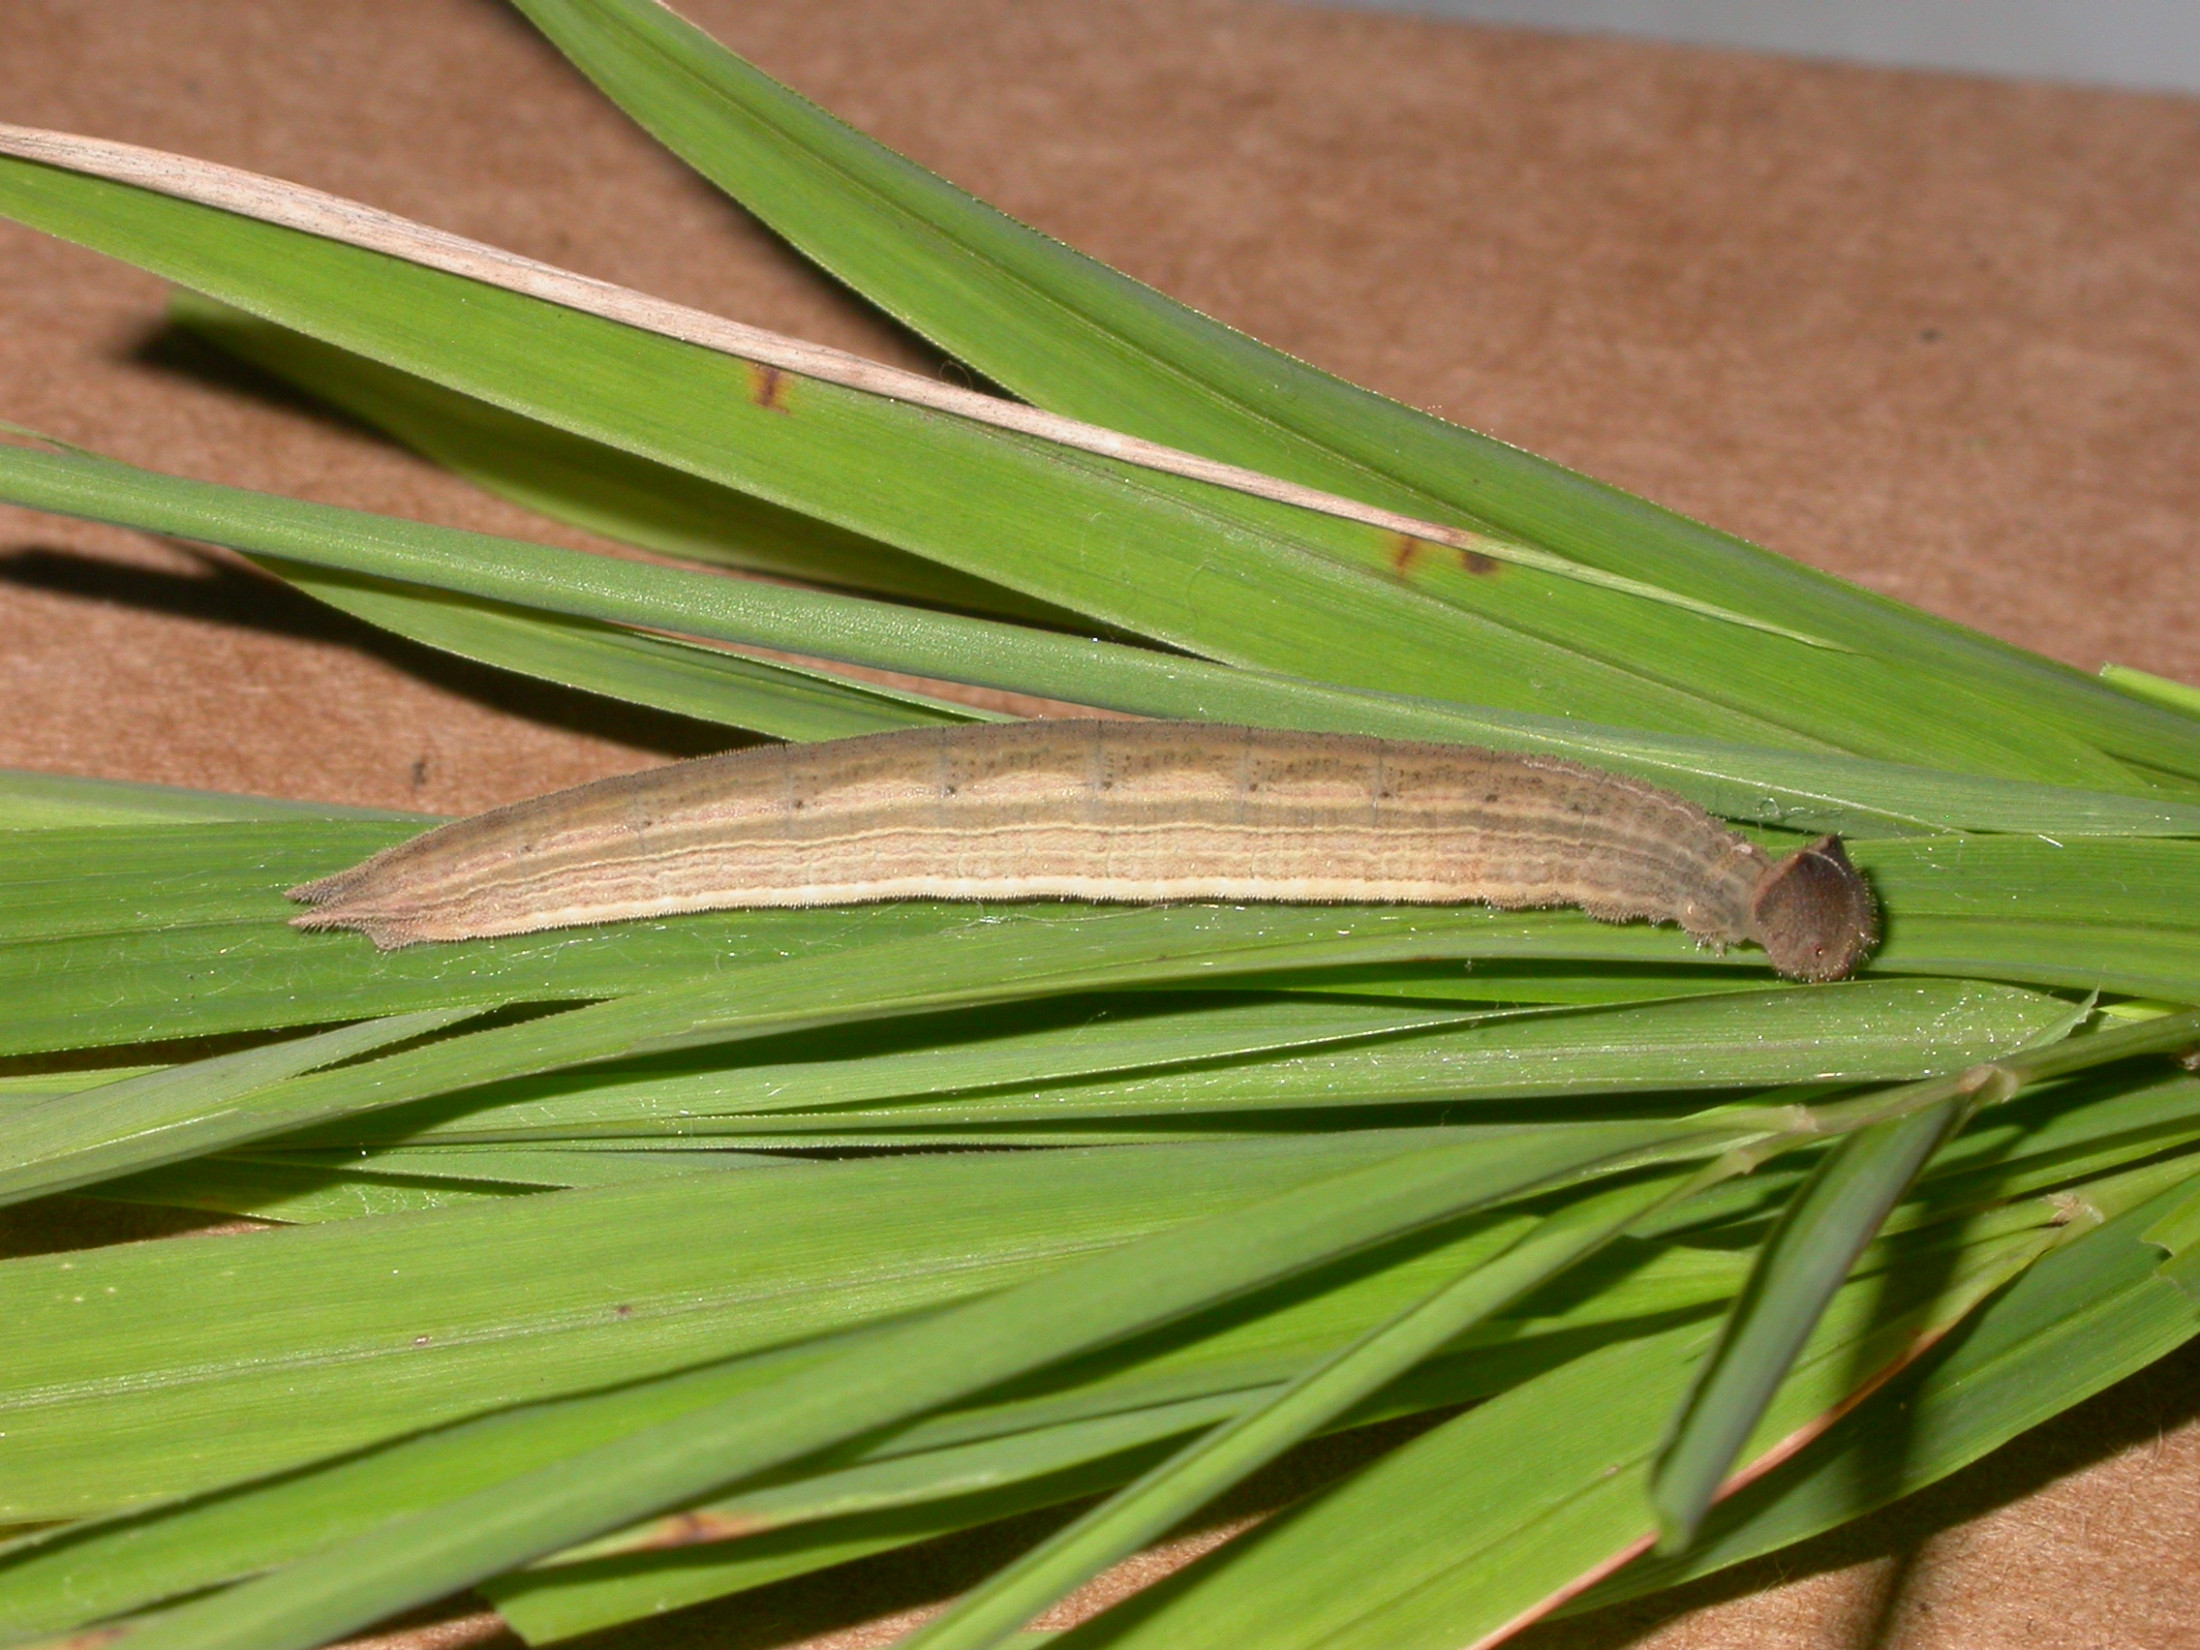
[5,0,2199,1645]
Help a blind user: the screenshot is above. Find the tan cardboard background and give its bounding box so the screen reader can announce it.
[5,1,2199,1644]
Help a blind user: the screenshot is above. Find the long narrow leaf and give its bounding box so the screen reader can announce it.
[174,288,1069,619]
[1046,1218,2062,1650]
[202,304,2169,800]
[0,131,1851,753]
[0,900,1797,1205]
[1575,1164,2200,1613]
[3,1134,1471,1520]
[6,124,2184,788]
[86,1124,1733,1650]
[268,558,988,740]
[0,768,426,828]
[6,443,2197,840]
[489,1158,2184,1642]
[1646,1094,1974,1549]
[507,0,2200,785]
[549,982,2074,1139]
[17,1076,2185,1630]
[0,1007,479,1204]
[899,1171,1701,1650]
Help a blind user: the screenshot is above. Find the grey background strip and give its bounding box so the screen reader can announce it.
[1305,1,2200,95]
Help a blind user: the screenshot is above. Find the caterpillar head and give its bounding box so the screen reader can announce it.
[1750,835,1878,982]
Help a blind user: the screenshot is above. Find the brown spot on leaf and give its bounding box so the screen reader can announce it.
[1389,534,1425,575]
[640,1508,771,1550]
[747,362,791,413]
[1459,547,1500,576]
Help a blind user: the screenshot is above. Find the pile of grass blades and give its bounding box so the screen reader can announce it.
[1,4,2196,1648]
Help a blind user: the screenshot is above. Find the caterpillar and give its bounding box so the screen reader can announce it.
[289,721,1878,981]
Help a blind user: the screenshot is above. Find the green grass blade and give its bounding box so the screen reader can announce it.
[196,271,1846,650]
[484,1451,1163,1643]
[0,1334,861,1639]
[171,289,1067,619]
[15,1083,2179,1633]
[0,1008,478,1206]
[1911,1066,2200,1220]
[1855,834,2200,927]
[80,1159,546,1223]
[635,982,2076,1138]
[1049,1214,2064,1650]
[510,0,1523,521]
[899,1171,1700,1650]
[357,993,1501,1132]
[1211,959,1779,1007]
[236,1143,796,1189]
[3,125,2178,786]
[190,302,2163,796]
[0,1148,1559,1625]
[79,1125,1732,1650]
[1646,1096,1973,1550]
[485,1120,2200,1641]
[335,980,2068,1146]
[506,0,2200,785]
[1032,1053,2200,1649]
[1872,918,2200,1003]
[1795,1005,2200,1138]
[0,897,1768,1201]
[84,1142,779,1225]
[0,822,417,943]
[0,882,1710,1061]
[7,1138,1470,1521]
[2102,663,2200,722]
[0,143,1832,750]
[5,443,2196,841]
[0,769,426,828]
[266,558,987,740]
[1574,1167,2200,1613]
[0,1164,1577,1638]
